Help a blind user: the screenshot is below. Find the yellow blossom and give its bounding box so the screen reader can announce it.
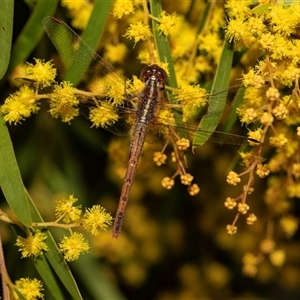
[89,71,127,104]
[268,153,287,173]
[224,197,237,210]
[225,0,252,19]
[124,22,152,45]
[15,231,48,259]
[127,75,145,95]
[269,133,289,148]
[242,263,258,277]
[198,31,222,61]
[89,104,119,128]
[284,140,298,158]
[246,213,257,225]
[240,151,257,168]
[270,34,293,61]
[180,173,193,185]
[153,152,167,166]
[61,0,93,30]
[176,138,190,151]
[158,11,180,36]
[243,69,266,88]
[266,87,280,101]
[82,205,113,235]
[267,2,300,36]
[173,83,208,122]
[260,239,275,254]
[59,232,90,261]
[237,203,250,214]
[292,163,300,178]
[242,252,258,277]
[287,183,300,198]
[209,6,226,31]
[138,50,152,65]
[280,215,299,237]
[1,85,39,124]
[226,171,241,185]
[188,183,200,196]
[112,0,135,19]
[243,86,266,108]
[105,76,128,105]
[104,43,128,64]
[239,107,258,124]
[274,63,300,87]
[171,151,176,162]
[242,252,257,265]
[260,112,274,125]
[248,128,263,145]
[156,109,176,126]
[245,15,266,36]
[225,18,248,43]
[269,249,286,267]
[161,177,174,190]
[259,32,275,50]
[49,81,79,122]
[194,56,213,74]
[272,103,288,119]
[226,224,237,236]
[256,164,270,178]
[26,58,56,87]
[170,20,196,60]
[15,278,44,300]
[55,194,82,223]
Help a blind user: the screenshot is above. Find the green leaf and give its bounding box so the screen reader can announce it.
[222,86,246,132]
[9,0,58,73]
[193,39,234,148]
[27,192,83,299]
[149,0,187,138]
[72,255,127,300]
[0,114,31,226]
[252,3,272,14]
[149,1,177,94]
[34,254,66,300]
[195,2,211,35]
[13,289,27,300]
[0,0,13,79]
[0,113,82,297]
[0,122,81,298]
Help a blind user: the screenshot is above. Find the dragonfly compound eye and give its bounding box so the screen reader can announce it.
[140,64,167,83]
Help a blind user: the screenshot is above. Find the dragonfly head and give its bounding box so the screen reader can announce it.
[140,64,167,90]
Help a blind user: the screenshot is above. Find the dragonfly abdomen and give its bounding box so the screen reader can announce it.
[112,65,168,238]
[112,122,147,238]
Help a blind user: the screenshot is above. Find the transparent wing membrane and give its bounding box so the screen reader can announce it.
[42,16,252,147]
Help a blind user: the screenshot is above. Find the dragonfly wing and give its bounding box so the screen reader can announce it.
[42,16,125,90]
[78,103,134,137]
[15,77,56,94]
[206,130,249,145]
[43,16,137,137]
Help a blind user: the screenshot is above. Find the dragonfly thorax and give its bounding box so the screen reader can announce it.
[140,64,167,90]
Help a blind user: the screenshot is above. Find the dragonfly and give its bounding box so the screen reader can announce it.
[42,16,253,238]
